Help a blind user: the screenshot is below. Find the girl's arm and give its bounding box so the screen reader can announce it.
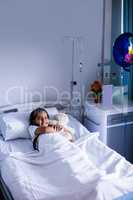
[35,126,46,136]
[35,125,62,136]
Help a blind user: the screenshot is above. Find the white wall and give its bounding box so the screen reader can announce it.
[0,0,112,106]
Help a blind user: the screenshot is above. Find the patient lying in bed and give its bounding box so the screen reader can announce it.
[28,107,74,150]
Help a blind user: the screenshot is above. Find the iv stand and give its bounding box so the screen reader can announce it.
[64,36,78,112]
[64,36,84,121]
[97,0,106,82]
[70,39,75,112]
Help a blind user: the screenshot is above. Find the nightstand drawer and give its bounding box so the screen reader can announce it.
[107,114,124,125]
[125,112,133,123]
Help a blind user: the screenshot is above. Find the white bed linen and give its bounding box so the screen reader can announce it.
[1,134,133,200]
[0,136,33,161]
[0,114,133,200]
[1,136,102,200]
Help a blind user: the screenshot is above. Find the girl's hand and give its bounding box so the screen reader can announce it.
[44,125,62,133]
[44,126,56,133]
[51,124,63,132]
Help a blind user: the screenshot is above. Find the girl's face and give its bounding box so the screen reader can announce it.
[35,111,49,127]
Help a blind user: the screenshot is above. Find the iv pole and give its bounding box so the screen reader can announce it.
[97,0,107,82]
[64,36,78,112]
[70,38,76,112]
[101,0,106,83]
[64,36,84,120]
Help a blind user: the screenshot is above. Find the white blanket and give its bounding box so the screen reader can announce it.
[1,134,133,200]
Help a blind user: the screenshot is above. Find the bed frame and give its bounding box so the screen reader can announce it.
[0,101,68,200]
[0,175,14,200]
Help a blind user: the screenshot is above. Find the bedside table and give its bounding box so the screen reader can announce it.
[84,101,133,163]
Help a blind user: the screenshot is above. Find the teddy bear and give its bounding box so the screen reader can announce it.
[49,113,75,141]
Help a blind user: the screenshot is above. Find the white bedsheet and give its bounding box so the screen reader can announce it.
[0,114,133,200]
[0,136,33,162]
[1,134,133,200]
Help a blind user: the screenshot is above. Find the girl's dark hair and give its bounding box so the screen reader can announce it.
[29,107,49,126]
[33,134,40,151]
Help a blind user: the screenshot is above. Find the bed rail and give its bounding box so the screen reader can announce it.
[0,175,14,200]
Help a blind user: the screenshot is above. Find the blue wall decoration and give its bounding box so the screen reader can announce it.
[113,32,133,71]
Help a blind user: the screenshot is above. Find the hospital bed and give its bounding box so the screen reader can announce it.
[0,102,133,200]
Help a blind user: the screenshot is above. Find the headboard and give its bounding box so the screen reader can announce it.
[0,101,69,114]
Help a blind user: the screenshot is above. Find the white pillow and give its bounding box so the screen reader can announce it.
[0,107,59,141]
[45,107,59,117]
[0,111,30,141]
